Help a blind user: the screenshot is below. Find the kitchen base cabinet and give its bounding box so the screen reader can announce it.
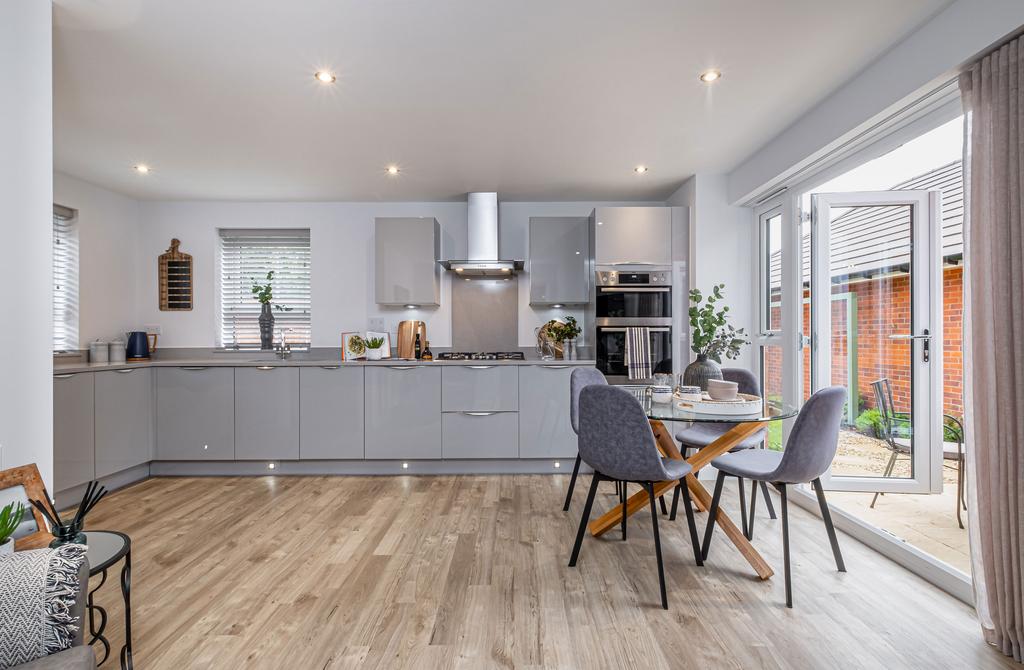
[442,412,518,459]
[365,366,441,459]
[95,368,153,478]
[441,365,518,412]
[518,365,580,459]
[53,373,95,491]
[300,367,364,459]
[156,367,235,460]
[235,367,300,460]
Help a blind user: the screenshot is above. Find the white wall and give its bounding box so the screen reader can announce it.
[728,0,1024,204]
[0,1,53,483]
[54,173,141,344]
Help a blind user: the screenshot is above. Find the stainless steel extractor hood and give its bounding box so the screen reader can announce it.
[440,192,524,276]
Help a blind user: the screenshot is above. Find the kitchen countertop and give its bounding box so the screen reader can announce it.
[53,353,595,375]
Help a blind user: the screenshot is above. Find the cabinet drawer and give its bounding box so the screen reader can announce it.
[442,412,519,459]
[442,366,518,411]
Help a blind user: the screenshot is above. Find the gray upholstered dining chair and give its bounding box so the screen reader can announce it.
[563,367,609,512]
[701,386,847,608]
[568,385,703,609]
[675,367,776,537]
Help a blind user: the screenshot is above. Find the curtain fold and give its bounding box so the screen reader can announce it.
[961,34,1024,664]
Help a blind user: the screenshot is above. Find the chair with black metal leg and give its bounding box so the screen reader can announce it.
[674,367,777,538]
[700,386,847,608]
[563,368,608,512]
[568,385,703,609]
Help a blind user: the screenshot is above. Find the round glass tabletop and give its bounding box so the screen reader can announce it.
[620,385,799,423]
[84,530,130,575]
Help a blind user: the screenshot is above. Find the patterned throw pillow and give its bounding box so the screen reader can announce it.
[0,544,88,669]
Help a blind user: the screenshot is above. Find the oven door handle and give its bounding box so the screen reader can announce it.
[597,287,671,293]
[598,327,671,333]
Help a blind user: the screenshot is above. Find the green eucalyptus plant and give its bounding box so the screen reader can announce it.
[689,284,748,363]
[250,271,292,312]
[0,501,25,546]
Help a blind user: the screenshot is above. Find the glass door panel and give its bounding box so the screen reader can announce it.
[812,190,942,494]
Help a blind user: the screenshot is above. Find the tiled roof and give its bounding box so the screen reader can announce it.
[770,160,963,287]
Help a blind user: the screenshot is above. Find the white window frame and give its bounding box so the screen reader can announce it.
[217,229,312,349]
[53,205,79,352]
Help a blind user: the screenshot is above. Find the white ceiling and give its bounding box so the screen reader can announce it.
[53,0,952,202]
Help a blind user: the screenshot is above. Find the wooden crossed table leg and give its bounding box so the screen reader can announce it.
[588,419,774,580]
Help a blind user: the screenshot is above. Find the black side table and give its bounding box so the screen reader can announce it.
[85,530,133,670]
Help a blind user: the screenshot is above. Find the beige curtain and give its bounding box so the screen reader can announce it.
[961,35,1024,664]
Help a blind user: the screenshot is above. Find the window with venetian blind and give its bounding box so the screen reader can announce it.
[218,229,311,347]
[53,205,79,352]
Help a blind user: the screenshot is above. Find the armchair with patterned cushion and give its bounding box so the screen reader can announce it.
[0,544,96,670]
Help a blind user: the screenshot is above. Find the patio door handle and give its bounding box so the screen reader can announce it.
[889,329,930,362]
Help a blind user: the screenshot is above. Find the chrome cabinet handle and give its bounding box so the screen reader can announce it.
[389,366,421,370]
[462,411,497,416]
[467,365,495,369]
[54,374,77,379]
[255,366,276,370]
[319,365,341,370]
[181,366,208,371]
[540,365,570,369]
[115,368,135,374]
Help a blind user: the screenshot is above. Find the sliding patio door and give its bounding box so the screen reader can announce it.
[810,190,943,494]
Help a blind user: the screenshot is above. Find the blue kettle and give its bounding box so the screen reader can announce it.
[126,331,157,361]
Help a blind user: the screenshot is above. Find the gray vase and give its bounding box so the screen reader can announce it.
[259,303,274,350]
[683,355,723,391]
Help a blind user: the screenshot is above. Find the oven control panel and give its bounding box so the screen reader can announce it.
[596,270,671,286]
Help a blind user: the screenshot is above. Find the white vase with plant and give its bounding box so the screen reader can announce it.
[684,283,749,390]
[364,336,386,361]
[0,501,25,555]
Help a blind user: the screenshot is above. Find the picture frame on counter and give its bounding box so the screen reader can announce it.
[342,332,366,360]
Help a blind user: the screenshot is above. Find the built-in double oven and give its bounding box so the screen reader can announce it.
[594,268,672,383]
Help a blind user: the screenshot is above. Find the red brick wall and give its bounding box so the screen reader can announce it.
[760,265,963,420]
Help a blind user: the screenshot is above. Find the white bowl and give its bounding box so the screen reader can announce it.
[652,389,673,404]
[707,379,739,400]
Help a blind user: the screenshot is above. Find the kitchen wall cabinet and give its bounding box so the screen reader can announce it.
[365,366,441,459]
[441,365,518,412]
[375,217,441,306]
[518,365,578,459]
[529,216,590,305]
[299,366,364,459]
[53,373,95,491]
[593,207,671,266]
[156,367,235,460]
[235,367,300,460]
[95,368,153,478]
[442,412,519,459]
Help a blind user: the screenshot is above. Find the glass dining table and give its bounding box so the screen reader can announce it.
[586,386,799,580]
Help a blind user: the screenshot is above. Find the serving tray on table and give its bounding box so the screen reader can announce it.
[674,392,764,416]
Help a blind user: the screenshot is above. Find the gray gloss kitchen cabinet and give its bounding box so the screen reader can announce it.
[593,207,671,266]
[95,368,153,478]
[442,411,519,459]
[365,366,441,459]
[299,366,364,459]
[156,367,235,460]
[235,367,300,460]
[441,365,518,411]
[518,365,580,459]
[375,217,441,306]
[529,216,590,305]
[53,372,95,491]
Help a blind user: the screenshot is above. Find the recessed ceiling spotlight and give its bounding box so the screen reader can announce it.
[699,69,722,83]
[386,165,400,176]
[133,164,151,174]
[314,70,337,84]
[634,165,649,174]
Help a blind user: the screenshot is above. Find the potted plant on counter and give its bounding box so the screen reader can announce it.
[364,336,387,361]
[685,284,749,390]
[540,316,582,360]
[251,271,292,351]
[0,501,25,555]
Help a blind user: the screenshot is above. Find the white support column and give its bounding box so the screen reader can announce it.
[0,1,54,484]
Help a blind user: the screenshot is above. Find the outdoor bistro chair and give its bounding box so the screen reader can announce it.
[569,384,703,609]
[868,378,967,529]
[674,367,777,538]
[702,386,848,608]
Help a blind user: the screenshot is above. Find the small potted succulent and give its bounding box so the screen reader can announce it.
[685,284,749,390]
[364,336,387,361]
[0,501,25,555]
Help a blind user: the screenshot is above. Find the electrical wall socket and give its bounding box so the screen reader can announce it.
[144,324,162,335]
[367,318,386,332]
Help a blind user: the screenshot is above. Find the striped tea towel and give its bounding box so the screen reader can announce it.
[624,327,652,380]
